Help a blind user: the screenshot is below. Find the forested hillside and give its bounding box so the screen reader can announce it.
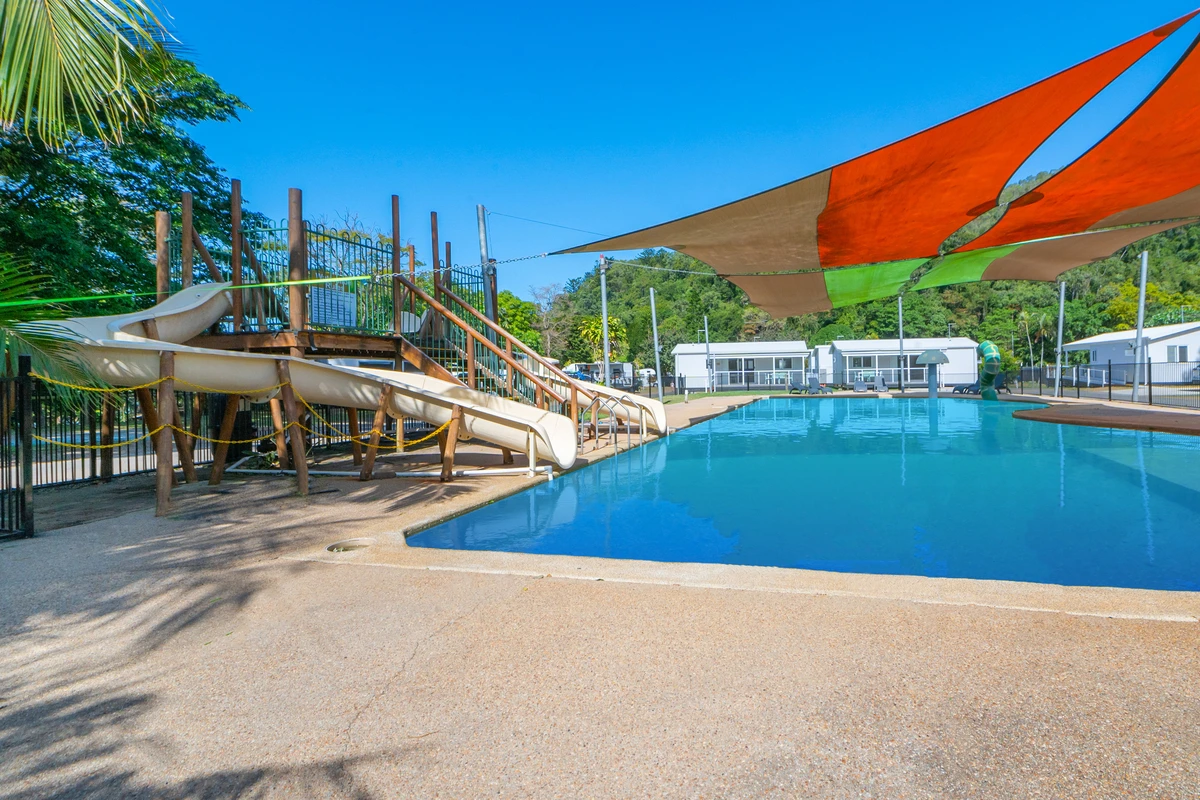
[499,215,1200,371]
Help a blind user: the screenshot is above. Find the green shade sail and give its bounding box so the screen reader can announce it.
[824,259,929,307]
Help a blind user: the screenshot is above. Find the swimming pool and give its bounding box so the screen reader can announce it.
[408,398,1200,591]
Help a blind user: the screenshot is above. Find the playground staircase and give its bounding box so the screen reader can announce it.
[393,273,591,425]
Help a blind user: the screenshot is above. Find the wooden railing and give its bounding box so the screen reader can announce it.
[393,273,581,422]
[438,285,596,405]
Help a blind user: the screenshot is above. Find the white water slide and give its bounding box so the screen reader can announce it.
[56,284,592,470]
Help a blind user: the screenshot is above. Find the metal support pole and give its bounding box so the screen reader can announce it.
[1054,280,1066,398]
[231,178,244,330]
[18,355,33,536]
[391,195,402,334]
[599,256,610,387]
[898,294,905,394]
[1133,250,1148,402]
[703,315,712,393]
[1107,360,1112,402]
[650,287,664,404]
[477,204,498,321]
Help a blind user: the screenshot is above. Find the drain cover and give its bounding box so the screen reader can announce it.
[326,538,374,553]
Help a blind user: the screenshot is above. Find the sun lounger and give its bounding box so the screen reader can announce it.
[853,379,869,393]
[873,374,888,392]
[952,380,980,394]
[808,376,832,394]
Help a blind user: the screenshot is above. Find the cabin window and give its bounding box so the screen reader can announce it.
[1180,346,1189,362]
[775,357,792,370]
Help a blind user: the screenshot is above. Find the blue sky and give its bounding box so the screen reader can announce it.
[166,1,1199,299]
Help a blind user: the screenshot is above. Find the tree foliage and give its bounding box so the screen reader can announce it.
[520,221,1200,372]
[0,56,246,315]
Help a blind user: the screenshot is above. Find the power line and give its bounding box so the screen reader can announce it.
[488,210,610,238]
[603,258,720,277]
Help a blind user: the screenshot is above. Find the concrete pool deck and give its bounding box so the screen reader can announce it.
[2,392,1199,797]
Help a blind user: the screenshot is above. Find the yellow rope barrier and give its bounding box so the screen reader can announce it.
[31,379,452,451]
[292,390,451,448]
[32,373,167,392]
[32,372,287,396]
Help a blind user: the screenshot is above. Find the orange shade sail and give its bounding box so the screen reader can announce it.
[816,11,1197,267]
[963,31,1200,251]
[560,10,1197,276]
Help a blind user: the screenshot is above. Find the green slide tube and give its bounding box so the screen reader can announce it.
[978,341,1002,401]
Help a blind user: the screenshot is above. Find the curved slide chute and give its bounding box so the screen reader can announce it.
[57,285,580,470]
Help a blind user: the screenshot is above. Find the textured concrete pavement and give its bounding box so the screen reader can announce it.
[2,478,1198,798]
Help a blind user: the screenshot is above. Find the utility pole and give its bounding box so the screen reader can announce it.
[477,204,497,321]
[1054,280,1066,398]
[599,256,610,387]
[703,315,712,393]
[650,287,664,404]
[1133,250,1149,402]
[898,294,905,394]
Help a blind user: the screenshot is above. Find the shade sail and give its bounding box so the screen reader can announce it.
[559,11,1196,275]
[915,220,1196,290]
[962,32,1200,251]
[824,259,930,307]
[726,272,832,316]
[728,258,929,316]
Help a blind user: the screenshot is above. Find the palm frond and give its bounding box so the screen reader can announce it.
[0,254,103,403]
[0,0,170,147]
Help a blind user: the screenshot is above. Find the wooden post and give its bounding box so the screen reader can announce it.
[242,237,268,330]
[269,397,290,470]
[276,360,308,495]
[396,416,406,451]
[505,340,514,396]
[430,211,440,296]
[155,211,170,304]
[173,420,198,484]
[359,386,393,480]
[208,395,242,485]
[347,407,363,465]
[444,240,452,293]
[100,394,115,480]
[570,385,579,431]
[407,244,416,314]
[231,179,244,331]
[465,331,477,389]
[391,195,402,334]
[155,352,175,516]
[439,405,464,482]
[181,192,194,288]
[287,188,306,357]
[192,229,224,283]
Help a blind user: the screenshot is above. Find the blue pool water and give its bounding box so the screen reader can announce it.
[409,398,1200,591]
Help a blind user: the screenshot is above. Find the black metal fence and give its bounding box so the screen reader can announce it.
[1,357,34,540]
[1019,360,1200,410]
[12,378,434,500]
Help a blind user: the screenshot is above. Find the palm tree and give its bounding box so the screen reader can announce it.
[1018,311,1036,367]
[0,0,169,148]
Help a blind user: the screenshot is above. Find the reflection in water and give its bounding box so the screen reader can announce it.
[1137,430,1155,562]
[410,398,1200,591]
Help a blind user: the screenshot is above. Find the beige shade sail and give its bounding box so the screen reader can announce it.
[725,272,832,316]
[915,220,1196,290]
